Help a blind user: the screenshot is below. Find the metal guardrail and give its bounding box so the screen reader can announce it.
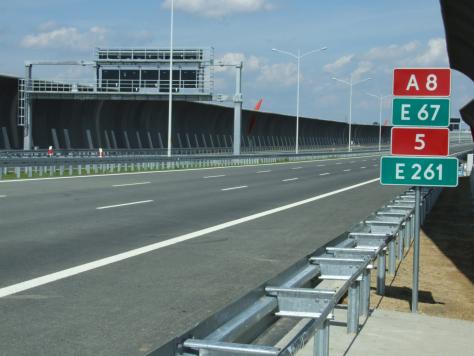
[0,149,388,180]
[150,187,442,356]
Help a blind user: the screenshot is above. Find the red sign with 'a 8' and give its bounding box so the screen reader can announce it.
[393,68,451,97]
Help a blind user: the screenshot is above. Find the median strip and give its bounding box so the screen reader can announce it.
[96,200,154,210]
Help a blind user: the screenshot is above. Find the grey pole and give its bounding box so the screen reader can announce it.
[23,64,33,150]
[233,62,243,156]
[412,186,421,313]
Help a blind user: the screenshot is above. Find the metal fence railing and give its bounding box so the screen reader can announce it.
[150,187,443,356]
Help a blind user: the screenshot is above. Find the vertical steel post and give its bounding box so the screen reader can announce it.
[360,268,371,316]
[388,238,396,275]
[23,64,33,150]
[376,249,386,295]
[233,63,243,156]
[412,186,421,313]
[314,318,330,356]
[167,0,174,157]
[347,281,360,333]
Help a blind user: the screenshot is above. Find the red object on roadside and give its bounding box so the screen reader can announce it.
[393,68,451,96]
[391,127,449,156]
[47,146,54,157]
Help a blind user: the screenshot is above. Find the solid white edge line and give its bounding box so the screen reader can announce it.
[282,178,299,182]
[221,185,248,191]
[203,174,226,179]
[112,182,151,187]
[96,200,154,210]
[0,153,387,184]
[0,177,379,298]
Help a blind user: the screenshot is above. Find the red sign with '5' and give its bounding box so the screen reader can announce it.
[393,68,451,96]
[391,127,449,156]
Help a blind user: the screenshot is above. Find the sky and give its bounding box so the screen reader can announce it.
[0,0,473,125]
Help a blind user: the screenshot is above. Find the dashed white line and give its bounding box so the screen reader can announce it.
[361,167,367,169]
[0,177,379,298]
[350,161,356,163]
[336,162,342,165]
[343,169,351,172]
[317,164,326,167]
[0,195,7,198]
[112,182,151,187]
[96,200,153,210]
[282,178,299,182]
[320,172,331,176]
[221,185,248,191]
[203,174,226,179]
[373,164,378,167]
[256,170,271,174]
[291,167,303,170]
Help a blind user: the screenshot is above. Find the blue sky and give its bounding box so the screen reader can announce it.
[1,0,473,124]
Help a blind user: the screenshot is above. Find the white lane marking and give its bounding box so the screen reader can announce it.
[291,167,303,170]
[320,173,330,176]
[317,164,326,167]
[0,177,379,298]
[0,195,6,198]
[203,174,226,179]
[343,169,351,172]
[336,162,342,165]
[256,170,271,174]
[373,164,378,167]
[221,185,248,191]
[112,182,151,187]
[282,178,299,182]
[96,200,153,210]
[350,161,356,163]
[361,167,367,169]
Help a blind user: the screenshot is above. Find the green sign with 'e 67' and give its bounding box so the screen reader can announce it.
[392,98,450,127]
[380,156,458,187]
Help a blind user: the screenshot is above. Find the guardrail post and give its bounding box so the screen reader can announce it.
[360,268,371,317]
[398,229,404,260]
[59,165,64,176]
[78,164,82,175]
[15,167,20,178]
[348,281,360,333]
[388,238,396,275]
[69,165,73,176]
[314,318,330,356]
[376,249,386,295]
[28,166,33,178]
[86,164,91,175]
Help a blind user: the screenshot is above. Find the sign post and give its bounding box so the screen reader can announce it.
[381,67,455,313]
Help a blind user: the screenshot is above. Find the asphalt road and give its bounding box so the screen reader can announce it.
[0,144,472,355]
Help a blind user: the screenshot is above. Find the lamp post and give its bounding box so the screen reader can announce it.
[167,0,174,157]
[272,47,327,154]
[332,75,371,152]
[366,92,391,151]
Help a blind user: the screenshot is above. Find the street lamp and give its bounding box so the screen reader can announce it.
[366,92,391,151]
[272,47,327,154]
[167,0,174,157]
[332,75,372,152]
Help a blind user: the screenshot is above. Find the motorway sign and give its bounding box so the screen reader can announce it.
[380,156,458,187]
[391,127,449,156]
[392,98,450,127]
[393,68,451,96]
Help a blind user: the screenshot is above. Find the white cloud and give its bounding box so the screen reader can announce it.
[258,62,298,86]
[323,54,354,73]
[162,0,273,18]
[411,38,448,66]
[215,52,262,72]
[21,26,107,50]
[363,41,419,61]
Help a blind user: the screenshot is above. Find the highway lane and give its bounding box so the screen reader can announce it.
[0,153,383,287]
[0,144,472,355]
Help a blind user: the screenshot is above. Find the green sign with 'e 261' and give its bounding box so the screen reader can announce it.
[392,98,450,127]
[380,156,458,187]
